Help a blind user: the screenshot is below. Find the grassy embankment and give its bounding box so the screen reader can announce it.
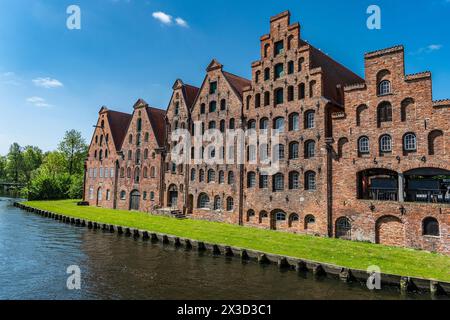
[24,199,450,282]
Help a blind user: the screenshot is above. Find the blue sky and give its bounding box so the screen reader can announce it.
[0,0,449,154]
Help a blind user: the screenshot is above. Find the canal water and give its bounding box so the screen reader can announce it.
[0,197,440,300]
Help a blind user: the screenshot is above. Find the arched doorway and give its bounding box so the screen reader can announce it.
[376,216,405,247]
[129,190,140,211]
[167,184,178,208]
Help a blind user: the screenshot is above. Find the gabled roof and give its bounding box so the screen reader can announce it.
[107,110,132,151]
[182,83,200,109]
[301,39,364,105]
[145,106,167,147]
[223,71,252,100]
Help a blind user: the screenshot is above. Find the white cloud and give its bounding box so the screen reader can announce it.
[152,11,172,25]
[0,72,20,86]
[32,77,64,89]
[152,11,189,28]
[26,96,51,108]
[175,17,188,28]
[411,44,443,56]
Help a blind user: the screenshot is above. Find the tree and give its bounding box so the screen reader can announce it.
[22,146,43,182]
[0,156,6,181]
[58,130,87,176]
[6,143,24,183]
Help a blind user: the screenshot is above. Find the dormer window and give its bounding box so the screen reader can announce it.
[209,81,217,94]
[378,80,391,96]
[274,40,284,56]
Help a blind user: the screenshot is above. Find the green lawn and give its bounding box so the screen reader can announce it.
[24,199,450,282]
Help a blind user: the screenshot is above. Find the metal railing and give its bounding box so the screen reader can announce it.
[368,189,398,201]
[406,190,450,204]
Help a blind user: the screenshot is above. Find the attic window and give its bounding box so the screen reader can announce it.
[209,81,217,94]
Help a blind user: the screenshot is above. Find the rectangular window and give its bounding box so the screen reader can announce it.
[104,168,109,178]
[93,168,97,178]
[209,81,217,94]
[110,168,114,178]
[89,187,94,200]
[100,168,104,178]
[260,175,268,189]
[106,190,111,201]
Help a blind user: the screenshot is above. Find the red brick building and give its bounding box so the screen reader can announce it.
[84,11,450,254]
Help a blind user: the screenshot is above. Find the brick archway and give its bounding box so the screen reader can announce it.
[375,216,405,247]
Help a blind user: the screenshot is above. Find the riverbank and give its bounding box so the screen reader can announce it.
[21,200,450,287]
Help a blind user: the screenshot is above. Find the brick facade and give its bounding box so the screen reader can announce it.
[84,11,450,254]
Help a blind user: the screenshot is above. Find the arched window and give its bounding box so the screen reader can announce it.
[144,149,149,159]
[356,104,368,126]
[150,166,156,178]
[298,57,305,72]
[247,119,256,130]
[289,171,300,189]
[304,140,316,159]
[100,135,104,146]
[213,196,222,211]
[336,217,352,240]
[287,35,294,50]
[226,197,234,211]
[228,171,235,184]
[134,167,140,183]
[97,188,102,201]
[219,170,225,184]
[423,217,440,236]
[128,150,132,160]
[273,173,284,192]
[127,167,131,178]
[264,91,270,106]
[287,85,294,101]
[99,150,103,161]
[247,210,255,221]
[137,118,142,132]
[274,117,285,132]
[305,111,315,129]
[401,98,415,122]
[128,134,133,144]
[144,132,149,142]
[289,142,299,160]
[207,169,215,183]
[288,61,294,74]
[143,167,148,178]
[309,80,316,98]
[259,174,269,189]
[289,214,299,227]
[378,80,391,95]
[120,167,125,178]
[255,71,261,83]
[247,145,257,162]
[255,93,261,108]
[218,120,225,133]
[305,215,316,230]
[298,83,305,100]
[209,101,217,113]
[260,118,269,131]
[199,169,205,182]
[379,135,392,154]
[358,136,370,155]
[135,149,141,165]
[403,133,417,152]
[274,88,284,105]
[208,121,216,130]
[229,118,235,130]
[264,44,270,58]
[274,63,284,80]
[377,102,393,124]
[274,144,285,161]
[305,171,316,191]
[221,99,227,111]
[264,68,270,81]
[190,169,196,181]
[200,103,206,114]
[247,172,256,188]
[428,130,444,156]
[120,191,126,200]
[198,193,210,209]
[289,113,299,131]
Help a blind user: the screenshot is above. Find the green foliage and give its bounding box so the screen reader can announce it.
[58,130,87,176]
[2,130,88,200]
